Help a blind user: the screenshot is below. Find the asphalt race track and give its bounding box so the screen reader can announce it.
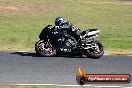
[0,52,132,87]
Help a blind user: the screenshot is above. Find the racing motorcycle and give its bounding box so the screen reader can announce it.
[35,25,104,59]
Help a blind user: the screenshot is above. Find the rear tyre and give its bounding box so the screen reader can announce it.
[35,40,56,57]
[84,41,104,59]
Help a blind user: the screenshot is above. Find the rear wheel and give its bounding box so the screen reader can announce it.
[84,41,104,59]
[35,40,56,56]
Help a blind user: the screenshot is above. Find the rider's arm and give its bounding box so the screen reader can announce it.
[57,21,70,29]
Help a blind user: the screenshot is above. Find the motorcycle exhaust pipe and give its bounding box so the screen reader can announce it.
[87,30,100,36]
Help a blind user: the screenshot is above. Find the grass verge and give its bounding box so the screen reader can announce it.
[0,0,132,54]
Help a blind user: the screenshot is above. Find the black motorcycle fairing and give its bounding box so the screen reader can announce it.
[39,26,66,40]
[56,34,79,54]
[39,26,79,54]
[56,39,72,54]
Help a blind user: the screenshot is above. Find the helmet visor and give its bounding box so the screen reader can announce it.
[55,20,62,26]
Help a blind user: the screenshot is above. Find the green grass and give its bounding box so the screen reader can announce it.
[0,0,132,51]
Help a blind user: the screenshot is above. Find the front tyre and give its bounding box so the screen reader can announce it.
[84,41,104,59]
[35,40,56,57]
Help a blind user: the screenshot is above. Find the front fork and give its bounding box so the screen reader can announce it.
[44,37,50,49]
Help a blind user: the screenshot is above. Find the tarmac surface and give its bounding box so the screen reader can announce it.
[0,52,131,87]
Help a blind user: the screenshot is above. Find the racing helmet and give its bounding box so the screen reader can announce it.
[55,17,65,26]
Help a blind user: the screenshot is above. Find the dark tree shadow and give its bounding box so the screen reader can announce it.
[11,52,40,57]
[11,52,87,58]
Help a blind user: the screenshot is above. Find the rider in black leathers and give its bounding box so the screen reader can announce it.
[55,17,82,40]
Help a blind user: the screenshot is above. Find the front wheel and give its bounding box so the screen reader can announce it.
[84,41,104,59]
[35,40,56,57]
